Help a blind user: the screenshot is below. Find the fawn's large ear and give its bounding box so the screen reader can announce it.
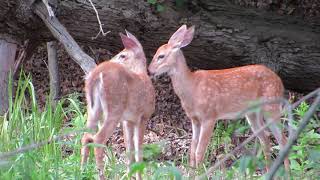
[125,30,143,50]
[168,25,187,48]
[119,32,138,50]
[180,26,195,48]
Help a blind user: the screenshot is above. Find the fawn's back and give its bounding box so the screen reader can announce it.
[181,65,284,120]
[85,62,154,122]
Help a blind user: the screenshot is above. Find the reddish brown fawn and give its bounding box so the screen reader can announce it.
[81,31,155,180]
[148,25,289,172]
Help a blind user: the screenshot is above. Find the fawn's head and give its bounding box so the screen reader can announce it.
[110,30,147,73]
[149,25,194,76]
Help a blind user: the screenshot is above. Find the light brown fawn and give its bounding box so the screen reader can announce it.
[81,31,155,180]
[148,25,289,172]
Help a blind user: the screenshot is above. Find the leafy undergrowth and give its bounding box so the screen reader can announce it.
[1,74,320,179]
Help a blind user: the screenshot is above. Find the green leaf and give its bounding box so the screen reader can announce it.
[147,0,157,5]
[306,130,320,139]
[156,4,165,12]
[235,126,249,134]
[239,155,252,173]
[153,166,182,180]
[290,159,301,171]
[294,101,309,117]
[223,136,232,144]
[128,162,146,177]
[143,143,162,160]
[274,165,286,178]
[308,149,320,162]
[289,153,300,159]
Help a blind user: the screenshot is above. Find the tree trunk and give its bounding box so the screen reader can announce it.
[0,0,319,92]
[0,38,17,114]
[47,41,60,107]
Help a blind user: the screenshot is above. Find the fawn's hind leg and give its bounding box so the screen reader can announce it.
[246,113,271,171]
[265,103,290,172]
[81,103,101,168]
[93,113,120,180]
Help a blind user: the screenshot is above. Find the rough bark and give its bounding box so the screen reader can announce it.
[0,38,17,114]
[0,0,319,92]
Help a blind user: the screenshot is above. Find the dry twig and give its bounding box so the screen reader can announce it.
[87,0,110,39]
[42,0,55,17]
[13,40,29,75]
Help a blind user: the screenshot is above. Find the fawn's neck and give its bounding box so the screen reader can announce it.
[169,50,194,104]
[133,59,148,74]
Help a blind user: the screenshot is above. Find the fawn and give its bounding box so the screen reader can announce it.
[81,31,155,180]
[148,25,289,172]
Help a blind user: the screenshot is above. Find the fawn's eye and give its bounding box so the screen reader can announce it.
[158,54,165,60]
[119,54,126,59]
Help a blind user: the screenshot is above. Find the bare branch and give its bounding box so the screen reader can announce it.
[33,1,96,74]
[0,129,86,161]
[13,40,29,75]
[42,0,55,17]
[291,88,320,108]
[87,0,110,39]
[266,92,320,179]
[196,89,320,179]
[195,98,289,179]
[13,39,40,77]
[196,114,279,179]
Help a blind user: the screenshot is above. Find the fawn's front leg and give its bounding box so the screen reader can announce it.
[132,117,147,180]
[190,118,201,168]
[122,121,134,172]
[195,120,216,168]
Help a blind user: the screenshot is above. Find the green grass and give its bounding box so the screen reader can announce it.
[0,73,181,180]
[1,73,319,179]
[0,73,89,179]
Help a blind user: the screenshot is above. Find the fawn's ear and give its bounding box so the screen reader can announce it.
[119,32,138,50]
[180,26,195,48]
[125,30,143,50]
[168,25,187,48]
